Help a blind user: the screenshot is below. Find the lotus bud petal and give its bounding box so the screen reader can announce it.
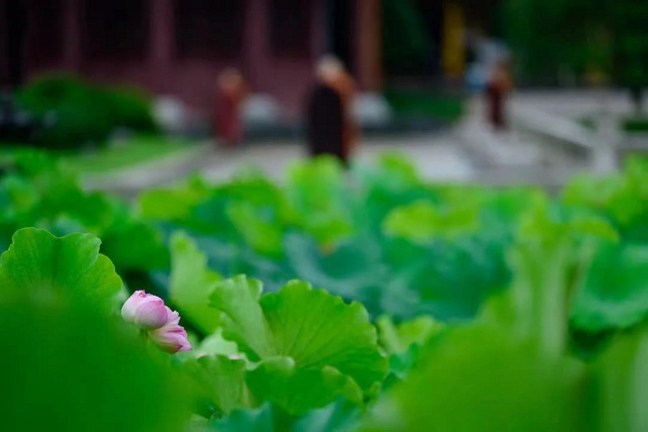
[121,290,170,329]
[150,321,192,353]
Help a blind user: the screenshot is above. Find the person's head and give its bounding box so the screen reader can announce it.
[217,68,244,91]
[315,55,344,85]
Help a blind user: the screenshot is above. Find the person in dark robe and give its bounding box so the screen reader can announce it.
[304,56,347,164]
[484,60,512,131]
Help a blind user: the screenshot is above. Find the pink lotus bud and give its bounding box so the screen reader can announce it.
[121,291,192,354]
[150,311,192,353]
[121,290,170,329]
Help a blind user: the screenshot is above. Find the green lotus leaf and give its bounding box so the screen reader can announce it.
[0,227,122,308]
[209,276,387,414]
[571,243,648,332]
[170,232,222,334]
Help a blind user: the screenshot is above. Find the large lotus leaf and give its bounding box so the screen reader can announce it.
[190,234,289,293]
[170,232,222,334]
[0,165,115,235]
[589,327,648,432]
[376,315,444,355]
[562,168,648,231]
[381,236,509,321]
[519,195,619,244]
[571,243,648,332]
[209,277,387,414]
[383,199,480,242]
[226,201,284,257]
[0,228,122,308]
[246,357,363,415]
[293,398,360,432]
[361,325,587,432]
[283,232,387,306]
[101,216,169,271]
[285,157,354,245]
[220,174,293,220]
[138,177,211,221]
[184,355,247,417]
[352,152,421,196]
[209,404,273,432]
[208,399,359,432]
[0,302,192,432]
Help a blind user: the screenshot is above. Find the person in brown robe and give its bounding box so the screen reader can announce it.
[214,68,247,147]
[305,56,358,165]
[329,68,360,160]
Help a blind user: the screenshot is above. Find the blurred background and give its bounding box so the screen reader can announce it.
[0,0,647,193]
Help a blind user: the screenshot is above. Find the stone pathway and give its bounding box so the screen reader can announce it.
[200,133,474,184]
[82,90,641,197]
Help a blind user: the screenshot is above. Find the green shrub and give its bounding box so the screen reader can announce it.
[623,117,648,133]
[101,85,157,132]
[383,88,464,121]
[15,74,157,150]
[16,75,113,149]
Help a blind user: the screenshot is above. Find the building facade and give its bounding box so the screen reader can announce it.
[0,0,381,117]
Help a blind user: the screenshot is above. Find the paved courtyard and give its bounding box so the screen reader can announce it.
[84,90,645,196]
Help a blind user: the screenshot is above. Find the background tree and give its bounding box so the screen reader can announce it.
[381,0,432,76]
[501,0,613,86]
[612,0,648,113]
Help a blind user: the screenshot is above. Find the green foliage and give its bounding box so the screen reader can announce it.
[0,227,192,432]
[209,276,388,415]
[140,156,519,321]
[590,326,648,432]
[5,153,648,430]
[501,0,611,84]
[612,1,648,87]
[501,0,647,87]
[0,228,122,309]
[562,158,648,241]
[383,89,465,121]
[209,400,359,432]
[361,325,587,432]
[101,84,157,132]
[383,199,479,242]
[623,116,648,132]
[0,151,168,273]
[381,0,432,75]
[376,315,444,355]
[185,355,248,417]
[15,73,157,149]
[0,302,193,432]
[571,243,648,332]
[171,232,223,334]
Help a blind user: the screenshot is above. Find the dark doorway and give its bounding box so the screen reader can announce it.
[81,0,149,62]
[416,0,443,75]
[1,0,28,87]
[270,0,312,58]
[26,0,64,70]
[174,0,245,60]
[327,0,355,73]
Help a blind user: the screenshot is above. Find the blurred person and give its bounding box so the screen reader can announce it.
[329,62,360,160]
[304,55,358,165]
[484,60,513,131]
[214,68,247,147]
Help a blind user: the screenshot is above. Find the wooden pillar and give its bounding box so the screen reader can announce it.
[4,0,27,86]
[442,0,465,79]
[62,0,81,71]
[354,0,382,91]
[149,0,174,92]
[0,0,7,86]
[243,0,269,91]
[311,0,328,62]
